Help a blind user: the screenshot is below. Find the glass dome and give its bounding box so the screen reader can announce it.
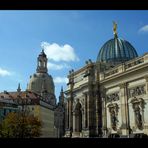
[97,38,138,64]
[97,22,138,65]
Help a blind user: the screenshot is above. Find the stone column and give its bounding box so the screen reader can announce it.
[103,97,107,137]
[73,112,76,132]
[87,93,90,134]
[82,104,85,130]
[95,93,99,136]
[69,100,72,131]
[120,83,129,137]
[144,76,148,131]
[67,100,69,129]
[83,93,87,129]
[100,93,107,137]
[144,76,148,94]
[87,91,94,137]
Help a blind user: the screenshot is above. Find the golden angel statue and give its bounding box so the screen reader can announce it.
[113,21,117,37]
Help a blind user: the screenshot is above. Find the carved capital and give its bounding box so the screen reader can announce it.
[83,91,88,96]
[144,76,148,82]
[119,82,128,88]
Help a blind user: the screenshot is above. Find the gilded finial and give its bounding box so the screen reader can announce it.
[113,21,118,38]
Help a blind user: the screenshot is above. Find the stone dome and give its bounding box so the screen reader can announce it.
[97,37,138,65]
[27,73,55,95]
[27,49,55,97]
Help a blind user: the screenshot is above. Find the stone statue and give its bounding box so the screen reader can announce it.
[134,104,143,129]
[110,108,118,130]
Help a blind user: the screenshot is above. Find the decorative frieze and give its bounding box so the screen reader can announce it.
[128,85,146,98]
[106,92,119,103]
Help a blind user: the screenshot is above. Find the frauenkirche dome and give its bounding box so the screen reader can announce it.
[27,49,55,94]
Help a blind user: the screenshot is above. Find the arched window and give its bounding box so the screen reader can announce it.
[43,61,46,67]
[38,61,41,67]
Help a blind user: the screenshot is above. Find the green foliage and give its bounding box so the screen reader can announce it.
[0,112,42,138]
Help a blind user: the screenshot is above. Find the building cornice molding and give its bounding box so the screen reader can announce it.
[100,63,148,84]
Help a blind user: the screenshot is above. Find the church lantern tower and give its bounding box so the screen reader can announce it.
[36,49,48,73]
[27,49,56,106]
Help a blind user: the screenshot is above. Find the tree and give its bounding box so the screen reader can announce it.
[0,112,42,138]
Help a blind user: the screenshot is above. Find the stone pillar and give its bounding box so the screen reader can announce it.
[86,93,91,137]
[82,105,85,130]
[69,100,72,131]
[95,94,99,136]
[144,76,148,94]
[87,91,94,137]
[87,93,90,134]
[66,100,69,129]
[99,87,107,137]
[83,93,88,129]
[120,83,129,137]
[103,97,107,137]
[73,112,76,132]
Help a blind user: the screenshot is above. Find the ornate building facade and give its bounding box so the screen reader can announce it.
[64,23,148,138]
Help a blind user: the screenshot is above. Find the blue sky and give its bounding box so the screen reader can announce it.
[0,10,148,101]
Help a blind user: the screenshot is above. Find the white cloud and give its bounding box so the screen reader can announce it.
[41,42,79,62]
[0,68,11,77]
[139,25,148,33]
[54,77,68,84]
[47,62,71,70]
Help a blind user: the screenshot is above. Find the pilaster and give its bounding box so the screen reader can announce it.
[119,82,129,137]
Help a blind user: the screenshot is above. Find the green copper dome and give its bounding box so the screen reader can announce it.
[97,22,138,65]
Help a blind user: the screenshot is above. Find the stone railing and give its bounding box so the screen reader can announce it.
[124,57,144,70]
[100,53,148,80]
[104,68,119,77]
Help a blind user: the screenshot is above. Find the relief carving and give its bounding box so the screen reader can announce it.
[129,85,146,98]
[108,103,119,131]
[107,92,119,102]
[131,97,145,130]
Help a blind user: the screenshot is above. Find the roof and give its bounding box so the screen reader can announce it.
[97,37,138,66]
[0,98,18,105]
[0,90,41,105]
[0,90,56,107]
